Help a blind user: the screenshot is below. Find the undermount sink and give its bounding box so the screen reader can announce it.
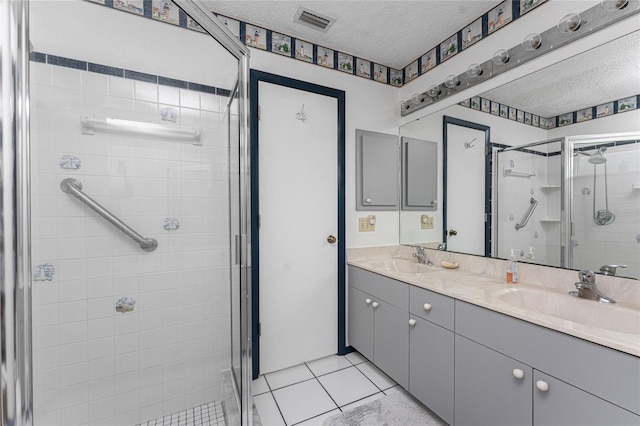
[365,258,438,274]
[494,287,640,335]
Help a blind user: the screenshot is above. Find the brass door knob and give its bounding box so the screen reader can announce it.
[448,229,458,236]
[327,235,337,244]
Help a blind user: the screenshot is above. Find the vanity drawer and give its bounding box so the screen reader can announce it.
[409,285,454,331]
[455,300,640,415]
[348,266,408,310]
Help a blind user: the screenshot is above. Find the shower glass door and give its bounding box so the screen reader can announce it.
[22,1,250,425]
[567,133,640,279]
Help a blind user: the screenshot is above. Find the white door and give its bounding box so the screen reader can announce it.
[446,123,486,256]
[258,82,338,374]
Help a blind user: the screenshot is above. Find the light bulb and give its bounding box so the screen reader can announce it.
[492,49,509,65]
[426,84,441,98]
[411,93,425,105]
[558,13,582,33]
[444,75,460,88]
[601,0,629,10]
[466,63,483,78]
[521,33,542,51]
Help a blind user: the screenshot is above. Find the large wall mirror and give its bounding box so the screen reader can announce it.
[399,30,640,280]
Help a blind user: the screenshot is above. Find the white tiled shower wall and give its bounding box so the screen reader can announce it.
[497,141,640,278]
[496,149,562,267]
[30,61,233,425]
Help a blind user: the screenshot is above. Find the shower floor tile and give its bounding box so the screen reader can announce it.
[138,400,226,426]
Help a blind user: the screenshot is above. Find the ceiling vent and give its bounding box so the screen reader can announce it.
[294,6,336,33]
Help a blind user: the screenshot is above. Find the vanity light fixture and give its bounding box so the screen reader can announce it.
[601,0,629,11]
[399,1,640,116]
[444,74,460,88]
[466,63,483,78]
[522,33,542,51]
[558,13,583,33]
[492,49,510,65]
[427,84,441,98]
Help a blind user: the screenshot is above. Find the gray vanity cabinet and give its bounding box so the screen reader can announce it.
[533,370,640,426]
[373,299,409,389]
[409,316,454,425]
[455,334,533,426]
[455,300,640,425]
[348,266,409,388]
[348,286,374,361]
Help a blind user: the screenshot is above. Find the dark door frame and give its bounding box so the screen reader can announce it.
[443,116,492,257]
[250,70,347,379]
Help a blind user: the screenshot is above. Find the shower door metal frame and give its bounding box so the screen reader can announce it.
[1,1,32,425]
[167,3,253,425]
[1,0,253,425]
[564,132,640,272]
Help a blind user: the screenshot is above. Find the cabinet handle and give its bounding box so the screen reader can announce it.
[536,380,549,392]
[365,298,372,305]
[409,319,417,326]
[372,302,379,308]
[365,197,372,204]
[423,303,432,311]
[512,369,524,379]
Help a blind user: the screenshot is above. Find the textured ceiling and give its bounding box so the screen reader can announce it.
[204,1,503,69]
[482,31,640,117]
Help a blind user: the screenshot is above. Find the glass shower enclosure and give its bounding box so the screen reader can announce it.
[1,1,252,425]
[496,132,640,279]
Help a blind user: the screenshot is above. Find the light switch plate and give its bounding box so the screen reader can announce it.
[359,216,376,232]
[421,214,434,229]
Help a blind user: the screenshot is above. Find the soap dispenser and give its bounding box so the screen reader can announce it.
[506,256,514,283]
[510,249,519,283]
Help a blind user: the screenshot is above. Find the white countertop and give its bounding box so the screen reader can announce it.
[348,246,640,357]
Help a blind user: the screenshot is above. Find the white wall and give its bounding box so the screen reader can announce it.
[250,49,401,248]
[30,0,238,90]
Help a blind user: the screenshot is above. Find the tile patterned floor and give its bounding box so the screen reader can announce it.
[253,352,402,426]
[138,401,226,426]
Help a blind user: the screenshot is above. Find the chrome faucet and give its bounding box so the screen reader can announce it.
[571,270,615,303]
[599,264,627,276]
[412,246,433,266]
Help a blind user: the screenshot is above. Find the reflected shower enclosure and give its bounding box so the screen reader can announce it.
[496,133,640,279]
[1,1,252,426]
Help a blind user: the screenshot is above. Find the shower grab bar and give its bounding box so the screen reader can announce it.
[515,197,538,231]
[60,178,158,252]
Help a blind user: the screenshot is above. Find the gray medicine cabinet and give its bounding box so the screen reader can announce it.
[356,129,399,211]
[401,137,438,211]
[356,129,437,211]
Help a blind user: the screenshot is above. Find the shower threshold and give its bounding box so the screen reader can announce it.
[138,401,226,426]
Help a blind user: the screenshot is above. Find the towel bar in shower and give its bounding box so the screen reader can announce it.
[515,197,538,231]
[60,178,158,252]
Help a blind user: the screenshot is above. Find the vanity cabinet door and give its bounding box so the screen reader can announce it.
[533,370,640,426]
[348,287,374,361]
[409,316,454,425]
[374,300,409,389]
[455,335,533,426]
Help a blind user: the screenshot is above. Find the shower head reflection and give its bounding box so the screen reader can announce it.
[588,146,607,164]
